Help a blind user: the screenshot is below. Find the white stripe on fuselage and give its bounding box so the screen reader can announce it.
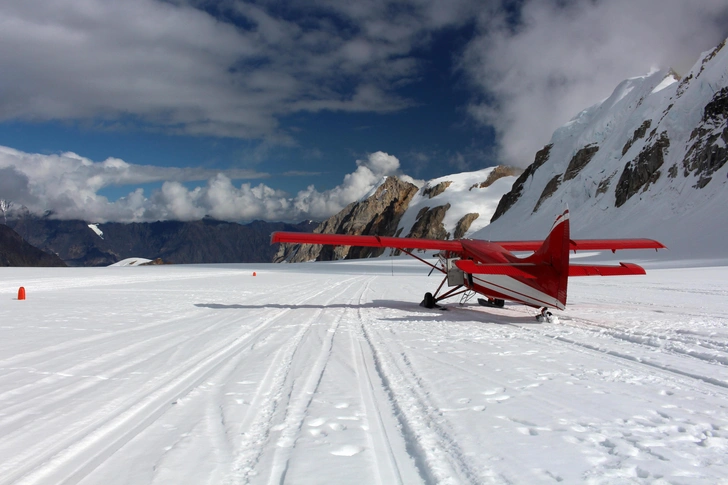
[472,274,564,310]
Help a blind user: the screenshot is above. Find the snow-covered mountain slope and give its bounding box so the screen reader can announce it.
[88,223,104,239]
[108,257,152,267]
[479,39,728,261]
[395,166,521,240]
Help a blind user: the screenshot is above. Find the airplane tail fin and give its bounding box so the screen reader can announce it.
[524,210,570,309]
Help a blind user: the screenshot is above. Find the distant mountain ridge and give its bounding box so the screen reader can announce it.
[4,217,316,266]
[0,224,66,267]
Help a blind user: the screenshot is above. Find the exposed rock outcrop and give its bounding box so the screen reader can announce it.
[406,203,451,240]
[683,86,728,188]
[469,166,524,190]
[274,176,419,262]
[453,213,479,239]
[596,171,617,196]
[622,120,652,156]
[533,175,562,213]
[564,145,599,181]
[615,132,670,208]
[421,181,452,199]
[491,144,553,222]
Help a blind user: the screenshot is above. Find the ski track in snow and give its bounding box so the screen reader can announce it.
[223,275,367,484]
[1,281,335,485]
[1,262,727,484]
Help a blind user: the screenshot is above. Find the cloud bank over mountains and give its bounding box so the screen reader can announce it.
[0,146,417,222]
[464,0,728,167]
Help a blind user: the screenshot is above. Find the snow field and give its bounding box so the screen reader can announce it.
[0,260,727,484]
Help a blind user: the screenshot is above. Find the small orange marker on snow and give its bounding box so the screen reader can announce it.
[17,287,26,300]
[253,272,257,276]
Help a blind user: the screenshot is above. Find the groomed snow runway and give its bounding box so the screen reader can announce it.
[1,260,727,484]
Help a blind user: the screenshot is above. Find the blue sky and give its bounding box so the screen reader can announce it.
[1,0,727,223]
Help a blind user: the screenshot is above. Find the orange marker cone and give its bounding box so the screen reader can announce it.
[17,287,26,300]
[253,272,257,276]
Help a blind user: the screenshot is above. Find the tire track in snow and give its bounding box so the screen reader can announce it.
[0,313,198,371]
[0,294,285,373]
[471,308,728,393]
[558,314,728,364]
[0,276,300,387]
[2,321,276,485]
[0,277,356,485]
[360,318,507,485]
[0,277,324,435]
[537,330,728,391]
[0,313,224,411]
[223,276,367,485]
[0,306,276,437]
[348,283,423,485]
[459,304,728,393]
[264,278,376,485]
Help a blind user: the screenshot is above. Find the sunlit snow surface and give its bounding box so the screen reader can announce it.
[1,259,728,484]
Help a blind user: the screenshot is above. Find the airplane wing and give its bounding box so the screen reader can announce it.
[568,262,647,276]
[454,260,537,279]
[272,232,665,255]
[497,239,666,253]
[271,232,464,252]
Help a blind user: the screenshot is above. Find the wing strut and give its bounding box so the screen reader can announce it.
[399,248,446,275]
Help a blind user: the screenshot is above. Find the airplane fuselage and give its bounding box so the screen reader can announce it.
[456,240,567,310]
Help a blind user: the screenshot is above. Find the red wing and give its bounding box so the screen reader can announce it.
[454,260,537,279]
[568,262,646,276]
[271,232,464,252]
[497,238,666,252]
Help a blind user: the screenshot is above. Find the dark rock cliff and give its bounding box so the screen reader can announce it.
[0,224,67,267]
[491,144,553,222]
[5,217,316,266]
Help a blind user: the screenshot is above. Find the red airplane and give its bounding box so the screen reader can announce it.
[271,210,666,321]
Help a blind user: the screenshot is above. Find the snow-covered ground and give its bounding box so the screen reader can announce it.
[108,258,152,267]
[1,259,727,484]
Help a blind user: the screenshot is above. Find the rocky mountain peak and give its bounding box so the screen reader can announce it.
[274,176,419,262]
[275,164,523,263]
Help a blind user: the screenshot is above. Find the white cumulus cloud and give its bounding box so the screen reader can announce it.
[0,146,418,223]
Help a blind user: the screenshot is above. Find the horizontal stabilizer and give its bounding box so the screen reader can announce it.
[498,238,666,253]
[568,262,646,277]
[271,232,463,251]
[455,260,537,279]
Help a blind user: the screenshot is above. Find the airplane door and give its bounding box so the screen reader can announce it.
[446,258,465,286]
